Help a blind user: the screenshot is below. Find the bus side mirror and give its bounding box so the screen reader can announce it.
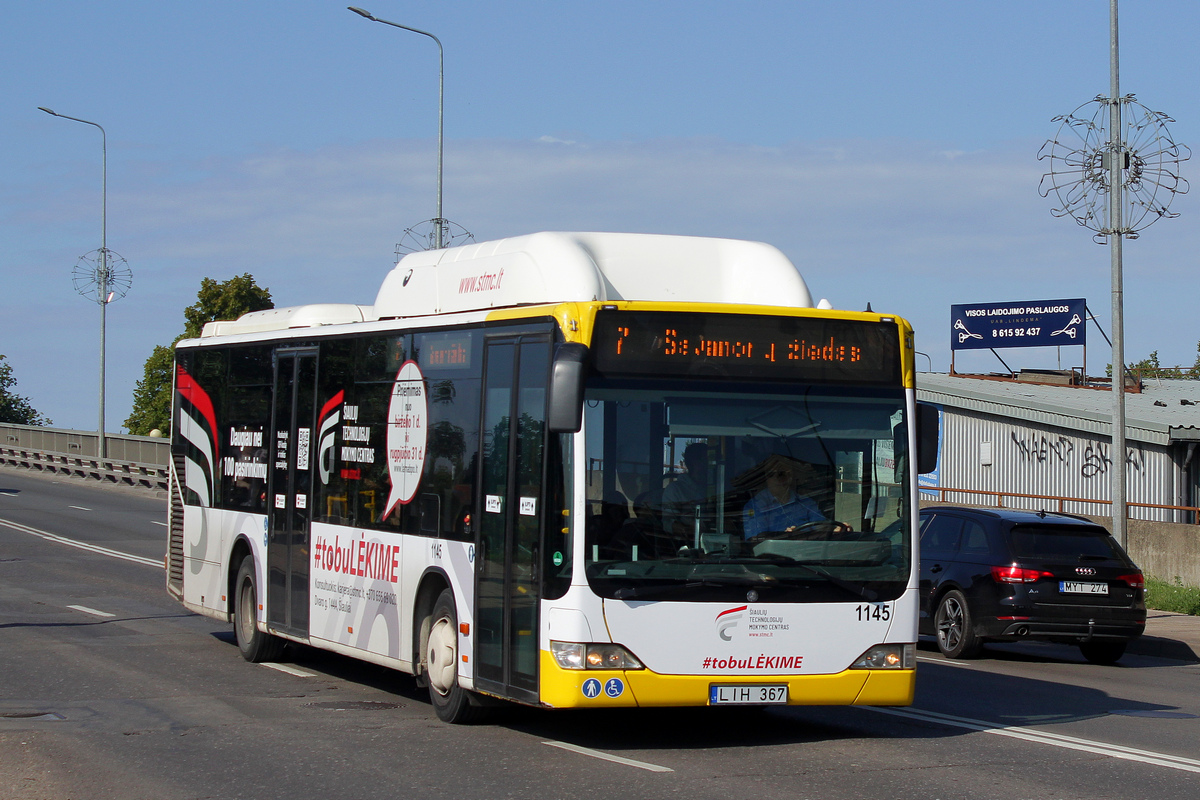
[916,402,939,475]
[547,343,588,433]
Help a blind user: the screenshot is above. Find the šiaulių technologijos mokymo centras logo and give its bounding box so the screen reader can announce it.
[715,605,746,641]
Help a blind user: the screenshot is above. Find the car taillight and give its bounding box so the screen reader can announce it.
[992,565,1053,584]
[1117,572,1144,589]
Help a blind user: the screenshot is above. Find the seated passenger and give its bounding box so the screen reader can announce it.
[612,489,675,558]
[662,442,709,536]
[590,490,631,559]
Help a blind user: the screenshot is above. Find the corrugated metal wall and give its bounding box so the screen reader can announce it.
[936,408,1179,521]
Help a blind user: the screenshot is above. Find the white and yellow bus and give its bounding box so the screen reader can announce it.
[167,232,937,723]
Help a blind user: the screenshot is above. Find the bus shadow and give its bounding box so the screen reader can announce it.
[504,704,869,750]
[908,654,1196,729]
[210,630,432,702]
[208,631,1193,749]
[502,659,1195,752]
[917,636,1176,668]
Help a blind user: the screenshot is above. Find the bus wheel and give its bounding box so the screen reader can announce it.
[234,555,284,663]
[427,589,483,724]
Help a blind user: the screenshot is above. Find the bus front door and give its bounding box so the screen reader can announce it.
[475,335,551,704]
[267,348,318,638]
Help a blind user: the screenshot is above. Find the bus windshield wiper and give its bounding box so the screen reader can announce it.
[790,562,879,602]
[611,576,775,600]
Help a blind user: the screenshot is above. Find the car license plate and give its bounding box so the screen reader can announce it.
[709,684,788,705]
[1060,581,1109,595]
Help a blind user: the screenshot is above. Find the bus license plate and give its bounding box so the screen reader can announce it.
[1060,581,1108,595]
[709,684,788,705]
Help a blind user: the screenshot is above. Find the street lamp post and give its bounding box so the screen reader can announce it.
[38,106,110,460]
[349,6,446,249]
[1039,0,1189,546]
[1106,0,1128,548]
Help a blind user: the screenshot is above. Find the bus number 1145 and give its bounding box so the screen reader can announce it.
[856,603,892,622]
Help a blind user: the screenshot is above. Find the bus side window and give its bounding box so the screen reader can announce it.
[413,329,482,543]
[418,493,441,536]
[224,348,272,514]
[190,348,226,508]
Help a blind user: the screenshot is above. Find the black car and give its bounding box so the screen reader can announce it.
[918,506,1146,664]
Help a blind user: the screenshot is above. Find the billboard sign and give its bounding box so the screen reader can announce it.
[950,299,1086,351]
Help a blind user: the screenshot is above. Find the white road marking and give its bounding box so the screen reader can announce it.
[67,604,116,618]
[0,517,161,568]
[260,663,318,678]
[862,706,1200,774]
[542,740,674,773]
[151,521,168,527]
[916,655,976,667]
[68,505,92,511]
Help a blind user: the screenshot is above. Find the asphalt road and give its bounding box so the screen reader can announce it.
[3,467,1199,800]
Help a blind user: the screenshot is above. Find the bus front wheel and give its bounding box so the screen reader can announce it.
[234,555,285,663]
[427,589,484,723]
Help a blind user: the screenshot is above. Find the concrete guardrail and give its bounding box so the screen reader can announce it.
[0,422,169,494]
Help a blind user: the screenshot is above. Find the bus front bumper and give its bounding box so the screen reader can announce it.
[537,650,915,709]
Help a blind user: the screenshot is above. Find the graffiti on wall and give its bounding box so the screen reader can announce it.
[1010,432,1144,479]
[1010,433,1073,465]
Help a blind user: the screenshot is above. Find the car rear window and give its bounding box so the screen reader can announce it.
[1008,524,1121,560]
[959,521,998,557]
[920,514,962,556]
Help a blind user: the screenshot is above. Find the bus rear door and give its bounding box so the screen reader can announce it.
[267,347,318,638]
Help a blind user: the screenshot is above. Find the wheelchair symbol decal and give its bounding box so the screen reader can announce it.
[581,677,625,699]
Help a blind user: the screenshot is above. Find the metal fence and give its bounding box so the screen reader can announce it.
[0,422,169,493]
[920,484,1200,525]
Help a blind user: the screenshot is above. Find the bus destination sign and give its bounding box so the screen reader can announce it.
[420,330,474,370]
[591,310,901,384]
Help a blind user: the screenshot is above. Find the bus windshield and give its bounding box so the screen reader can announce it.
[583,379,910,603]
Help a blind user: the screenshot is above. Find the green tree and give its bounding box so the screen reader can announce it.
[1129,350,1170,380]
[0,354,51,426]
[124,344,176,436]
[1108,340,1200,381]
[183,274,274,339]
[125,274,273,435]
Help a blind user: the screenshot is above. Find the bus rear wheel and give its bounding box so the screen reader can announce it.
[234,555,285,663]
[426,589,484,724]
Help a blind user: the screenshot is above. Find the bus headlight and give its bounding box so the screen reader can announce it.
[550,641,644,670]
[850,643,915,670]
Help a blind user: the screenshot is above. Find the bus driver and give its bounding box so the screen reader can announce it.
[742,455,844,539]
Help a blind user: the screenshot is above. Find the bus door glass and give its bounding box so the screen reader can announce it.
[268,348,318,636]
[476,334,551,701]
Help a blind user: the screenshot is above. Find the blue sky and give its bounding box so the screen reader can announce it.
[3,1,1199,431]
